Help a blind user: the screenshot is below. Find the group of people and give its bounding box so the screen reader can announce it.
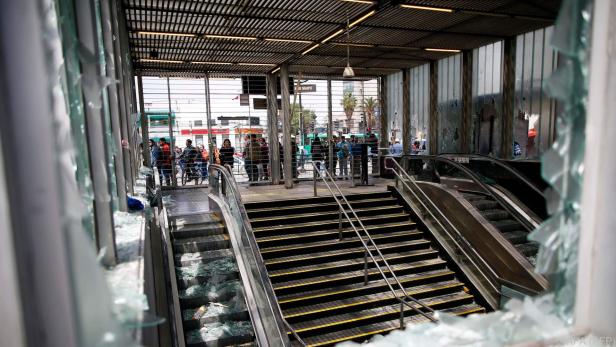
[149,138,236,186]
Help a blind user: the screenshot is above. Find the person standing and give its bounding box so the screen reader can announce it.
[350,136,362,179]
[310,137,324,171]
[219,139,235,173]
[337,136,350,179]
[180,139,199,182]
[159,138,172,186]
[197,145,209,183]
[149,139,163,183]
[389,139,403,155]
[260,138,270,181]
[366,133,379,174]
[243,134,261,182]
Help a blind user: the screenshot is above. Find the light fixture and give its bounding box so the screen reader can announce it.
[340,0,375,4]
[343,13,355,78]
[204,34,257,40]
[237,63,277,67]
[379,45,421,50]
[264,38,313,44]
[302,44,320,55]
[191,61,234,65]
[137,31,197,38]
[425,48,461,52]
[139,58,184,63]
[349,10,376,27]
[332,42,375,48]
[321,29,345,44]
[271,67,281,74]
[399,4,454,13]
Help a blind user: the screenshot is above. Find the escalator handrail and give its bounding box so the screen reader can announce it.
[437,153,545,199]
[208,164,301,347]
[403,155,536,233]
[310,162,438,323]
[384,157,503,304]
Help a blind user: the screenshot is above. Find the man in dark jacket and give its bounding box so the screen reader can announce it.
[243,134,261,182]
[311,137,324,171]
[260,137,269,181]
[149,139,163,183]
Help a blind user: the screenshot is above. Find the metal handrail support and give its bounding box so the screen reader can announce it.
[309,162,437,326]
[384,156,502,301]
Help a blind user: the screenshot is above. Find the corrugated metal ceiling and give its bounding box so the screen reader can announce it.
[124,0,560,77]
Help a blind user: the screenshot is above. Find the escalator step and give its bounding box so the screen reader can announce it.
[501,230,530,245]
[173,234,230,253]
[472,200,500,210]
[480,209,510,221]
[491,219,523,232]
[172,223,226,239]
[515,243,540,257]
[175,249,235,267]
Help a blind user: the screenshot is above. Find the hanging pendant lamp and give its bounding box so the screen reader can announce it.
[343,15,355,78]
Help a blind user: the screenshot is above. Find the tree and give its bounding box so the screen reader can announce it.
[291,103,316,135]
[341,92,357,124]
[362,97,379,131]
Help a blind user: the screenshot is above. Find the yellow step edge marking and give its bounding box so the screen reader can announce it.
[264,240,431,266]
[277,270,454,304]
[252,214,409,232]
[303,306,484,347]
[260,231,422,254]
[251,206,395,222]
[269,251,437,278]
[283,283,463,319]
[248,198,396,213]
[292,295,472,333]
[257,225,419,243]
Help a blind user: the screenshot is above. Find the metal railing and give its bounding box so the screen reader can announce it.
[208,164,305,347]
[310,162,438,328]
[384,156,503,308]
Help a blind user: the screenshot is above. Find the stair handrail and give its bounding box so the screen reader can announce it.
[310,162,438,326]
[403,155,536,233]
[437,153,545,199]
[208,164,305,347]
[384,156,503,305]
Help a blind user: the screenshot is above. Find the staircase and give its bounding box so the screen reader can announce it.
[460,191,539,263]
[244,190,486,346]
[169,213,255,346]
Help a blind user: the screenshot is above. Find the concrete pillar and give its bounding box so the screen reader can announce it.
[204,74,215,164]
[501,37,516,159]
[461,50,473,154]
[137,76,150,168]
[267,73,280,184]
[379,76,389,147]
[327,78,334,174]
[102,0,128,210]
[429,61,439,154]
[280,65,293,188]
[402,69,411,155]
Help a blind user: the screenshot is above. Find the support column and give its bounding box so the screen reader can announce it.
[379,76,389,150]
[75,0,116,265]
[501,37,516,159]
[461,50,473,154]
[137,77,150,168]
[402,69,411,155]
[110,0,133,194]
[204,74,214,164]
[280,65,293,188]
[266,73,280,184]
[102,0,127,211]
[167,77,177,186]
[327,78,334,175]
[429,61,439,154]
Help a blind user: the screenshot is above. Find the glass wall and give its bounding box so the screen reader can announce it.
[514,26,558,159]
[472,41,504,156]
[410,64,430,153]
[437,54,463,153]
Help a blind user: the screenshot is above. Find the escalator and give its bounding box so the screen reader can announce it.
[168,212,256,346]
[390,155,548,299]
[244,190,488,346]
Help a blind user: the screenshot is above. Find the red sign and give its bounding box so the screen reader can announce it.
[180,128,230,135]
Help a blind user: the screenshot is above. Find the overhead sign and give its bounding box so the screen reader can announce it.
[295,84,317,93]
